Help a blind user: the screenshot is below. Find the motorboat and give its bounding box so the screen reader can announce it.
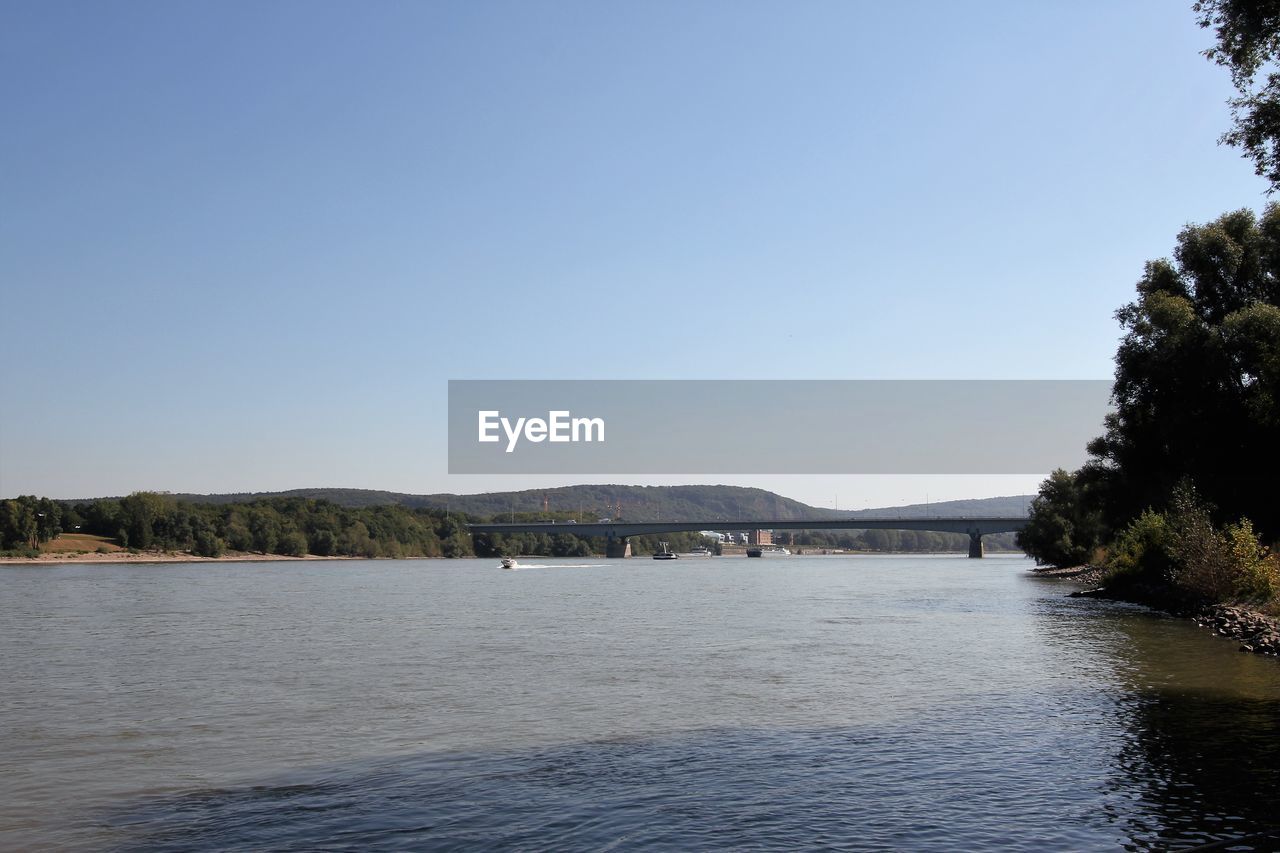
[685,546,713,557]
[500,556,518,569]
[653,542,679,560]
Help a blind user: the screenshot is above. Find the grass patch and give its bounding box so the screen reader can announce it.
[42,533,122,553]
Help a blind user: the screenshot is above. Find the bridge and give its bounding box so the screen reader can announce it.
[466,516,1029,559]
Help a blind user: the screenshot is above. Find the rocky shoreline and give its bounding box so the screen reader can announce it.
[1195,604,1280,656]
[1033,565,1280,659]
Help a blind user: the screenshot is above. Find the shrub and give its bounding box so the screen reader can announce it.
[276,530,308,557]
[192,531,225,558]
[1225,519,1280,602]
[1103,510,1173,587]
[1167,491,1236,602]
[1163,487,1278,604]
[308,529,338,557]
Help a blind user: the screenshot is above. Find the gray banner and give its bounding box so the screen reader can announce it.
[448,380,1111,474]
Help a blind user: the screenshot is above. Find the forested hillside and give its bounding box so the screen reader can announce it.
[161,485,1032,521]
[4,487,1030,559]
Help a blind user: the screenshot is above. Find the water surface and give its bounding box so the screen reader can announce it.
[4,555,1280,849]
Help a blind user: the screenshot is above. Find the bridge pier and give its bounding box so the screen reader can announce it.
[968,531,984,559]
[605,535,631,558]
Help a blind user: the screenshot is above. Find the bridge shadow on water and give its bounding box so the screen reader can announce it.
[99,692,1280,852]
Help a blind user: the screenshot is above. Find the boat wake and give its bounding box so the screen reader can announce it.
[500,562,609,570]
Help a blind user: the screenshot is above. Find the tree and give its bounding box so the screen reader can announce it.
[1196,0,1280,190]
[248,508,281,553]
[1017,469,1105,567]
[308,529,338,556]
[1,498,38,550]
[277,530,308,557]
[119,492,169,550]
[192,530,225,558]
[1086,206,1280,536]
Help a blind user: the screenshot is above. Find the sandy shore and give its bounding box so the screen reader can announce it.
[0,551,357,565]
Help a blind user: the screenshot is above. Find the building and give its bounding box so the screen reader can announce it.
[749,529,773,546]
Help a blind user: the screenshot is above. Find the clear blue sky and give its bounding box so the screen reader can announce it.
[0,1,1265,506]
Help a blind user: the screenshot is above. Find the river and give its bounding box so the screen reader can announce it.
[4,554,1280,850]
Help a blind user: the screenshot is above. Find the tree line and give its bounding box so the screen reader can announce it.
[777,529,1018,553]
[3,495,1022,559]
[0,493,474,559]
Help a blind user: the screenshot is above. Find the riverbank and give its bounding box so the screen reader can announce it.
[1030,564,1105,584]
[1034,564,1280,659]
[0,550,357,565]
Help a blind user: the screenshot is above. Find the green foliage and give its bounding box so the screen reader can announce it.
[1195,0,1280,190]
[0,496,62,550]
[1091,487,1278,606]
[1088,206,1280,539]
[119,492,171,550]
[308,529,338,557]
[1102,510,1173,587]
[25,494,474,560]
[192,530,225,558]
[1147,487,1280,604]
[164,485,1032,523]
[1016,469,1106,567]
[1225,518,1280,600]
[276,530,308,557]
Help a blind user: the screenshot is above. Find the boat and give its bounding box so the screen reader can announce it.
[746,547,790,558]
[500,556,518,569]
[685,546,713,557]
[653,542,679,560]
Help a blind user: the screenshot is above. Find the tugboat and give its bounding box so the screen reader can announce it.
[653,542,679,560]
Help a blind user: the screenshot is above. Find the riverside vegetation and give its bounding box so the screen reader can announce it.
[0,493,476,559]
[1018,1,1280,628]
[1017,204,1280,620]
[0,491,1016,561]
[1019,204,1280,621]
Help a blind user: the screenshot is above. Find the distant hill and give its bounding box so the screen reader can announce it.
[843,495,1033,519]
[162,484,1031,521]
